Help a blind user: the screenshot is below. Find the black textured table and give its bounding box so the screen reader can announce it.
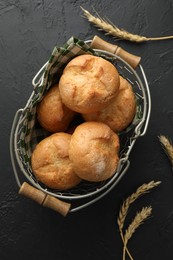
[1,1,173,259]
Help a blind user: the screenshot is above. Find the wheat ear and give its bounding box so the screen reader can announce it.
[122,206,152,260]
[81,7,173,43]
[117,180,161,260]
[158,135,173,167]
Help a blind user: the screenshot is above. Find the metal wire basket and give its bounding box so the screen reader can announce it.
[10,36,151,215]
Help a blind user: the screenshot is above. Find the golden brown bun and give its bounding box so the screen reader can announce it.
[31,133,81,190]
[69,122,120,182]
[83,76,136,132]
[59,54,120,114]
[37,83,76,133]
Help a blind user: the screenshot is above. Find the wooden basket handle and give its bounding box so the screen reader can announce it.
[91,35,141,69]
[19,182,71,216]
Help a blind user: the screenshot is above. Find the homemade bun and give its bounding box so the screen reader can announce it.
[83,76,136,132]
[69,122,120,182]
[37,83,76,132]
[59,54,120,114]
[31,133,81,190]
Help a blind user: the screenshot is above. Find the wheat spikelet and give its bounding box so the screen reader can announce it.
[122,206,152,260]
[124,206,152,245]
[81,7,173,43]
[159,135,173,167]
[117,181,161,231]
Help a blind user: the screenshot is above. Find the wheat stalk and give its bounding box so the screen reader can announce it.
[81,7,173,43]
[117,181,161,231]
[122,206,152,260]
[117,180,161,260]
[158,135,173,167]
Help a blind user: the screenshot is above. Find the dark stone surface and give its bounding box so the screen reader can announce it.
[1,0,173,259]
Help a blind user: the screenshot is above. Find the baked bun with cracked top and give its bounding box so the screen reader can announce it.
[31,133,81,190]
[82,76,136,132]
[59,54,120,114]
[37,83,76,133]
[69,121,120,182]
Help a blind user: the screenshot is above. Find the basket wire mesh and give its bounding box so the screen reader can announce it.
[10,37,151,212]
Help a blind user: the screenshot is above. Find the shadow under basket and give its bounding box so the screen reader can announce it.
[10,36,151,216]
